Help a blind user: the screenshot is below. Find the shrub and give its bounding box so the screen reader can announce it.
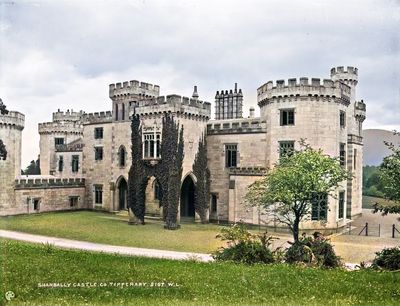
[212,221,278,265]
[285,232,342,268]
[373,246,400,271]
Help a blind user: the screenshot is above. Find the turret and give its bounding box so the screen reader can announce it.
[330,66,358,102]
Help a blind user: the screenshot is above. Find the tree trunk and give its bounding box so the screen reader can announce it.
[293,215,300,242]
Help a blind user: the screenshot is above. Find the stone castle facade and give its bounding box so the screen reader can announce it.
[0,66,366,230]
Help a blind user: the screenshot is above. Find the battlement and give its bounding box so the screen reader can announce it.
[0,111,25,130]
[257,77,351,106]
[15,177,86,189]
[53,109,84,122]
[331,66,358,76]
[330,66,358,84]
[109,80,160,99]
[38,121,84,134]
[81,111,113,124]
[207,118,266,135]
[134,94,212,118]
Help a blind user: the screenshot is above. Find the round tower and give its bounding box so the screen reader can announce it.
[0,109,25,214]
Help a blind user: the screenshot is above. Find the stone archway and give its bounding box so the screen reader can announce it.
[180,175,195,217]
[117,177,128,211]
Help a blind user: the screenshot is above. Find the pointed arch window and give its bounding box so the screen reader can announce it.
[119,145,126,167]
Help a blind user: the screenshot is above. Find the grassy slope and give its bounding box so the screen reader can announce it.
[1,239,399,306]
[0,211,222,253]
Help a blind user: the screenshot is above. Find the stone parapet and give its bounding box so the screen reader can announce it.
[81,111,113,124]
[15,177,86,189]
[257,78,351,106]
[0,111,25,130]
[38,121,84,134]
[348,134,363,145]
[109,80,160,99]
[207,118,266,135]
[52,109,84,122]
[134,95,211,118]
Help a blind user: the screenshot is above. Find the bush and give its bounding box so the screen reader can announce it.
[373,246,400,271]
[213,221,278,265]
[285,232,342,268]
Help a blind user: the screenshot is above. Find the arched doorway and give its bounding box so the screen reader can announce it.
[180,175,195,217]
[118,177,128,211]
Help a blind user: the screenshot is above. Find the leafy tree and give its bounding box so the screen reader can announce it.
[0,98,9,115]
[22,158,41,175]
[192,133,210,223]
[373,131,400,216]
[245,141,352,242]
[0,99,8,160]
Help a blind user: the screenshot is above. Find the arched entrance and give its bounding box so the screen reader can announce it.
[180,175,195,217]
[118,177,128,211]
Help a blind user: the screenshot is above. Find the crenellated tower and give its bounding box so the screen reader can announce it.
[256,66,366,222]
[0,108,25,214]
[38,109,84,175]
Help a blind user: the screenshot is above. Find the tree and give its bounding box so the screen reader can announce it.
[373,131,400,216]
[0,98,9,115]
[192,133,210,223]
[0,99,8,160]
[245,141,352,242]
[22,158,41,175]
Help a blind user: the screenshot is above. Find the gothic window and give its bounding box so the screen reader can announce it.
[115,104,119,121]
[338,191,345,219]
[55,138,64,146]
[279,141,295,157]
[95,147,103,161]
[94,127,104,139]
[340,143,346,167]
[58,155,63,172]
[94,185,103,204]
[211,194,218,212]
[340,111,346,128]
[311,193,327,221]
[225,144,237,167]
[280,109,295,126]
[72,155,79,172]
[121,103,125,121]
[119,146,126,167]
[143,132,161,159]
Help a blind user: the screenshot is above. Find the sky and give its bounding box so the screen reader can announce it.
[1,0,399,168]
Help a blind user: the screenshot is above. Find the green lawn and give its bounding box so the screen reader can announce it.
[0,211,223,253]
[1,239,399,306]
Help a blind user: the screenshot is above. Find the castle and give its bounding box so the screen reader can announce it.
[0,66,366,230]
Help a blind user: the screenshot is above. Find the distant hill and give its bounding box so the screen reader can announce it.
[363,129,400,166]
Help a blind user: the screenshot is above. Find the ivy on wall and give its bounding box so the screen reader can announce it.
[192,133,210,223]
[128,113,184,230]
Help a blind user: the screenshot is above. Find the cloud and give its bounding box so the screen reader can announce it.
[1,0,399,167]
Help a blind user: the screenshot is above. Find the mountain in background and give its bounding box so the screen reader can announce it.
[362,129,400,166]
